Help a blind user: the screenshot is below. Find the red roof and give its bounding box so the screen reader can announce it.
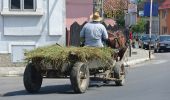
[159,0,170,9]
[104,19,116,26]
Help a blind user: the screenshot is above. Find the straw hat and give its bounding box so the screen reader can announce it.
[90,11,103,22]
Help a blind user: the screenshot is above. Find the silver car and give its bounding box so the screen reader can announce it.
[139,34,158,50]
[157,35,170,52]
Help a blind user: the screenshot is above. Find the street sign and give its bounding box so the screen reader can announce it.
[128,3,137,13]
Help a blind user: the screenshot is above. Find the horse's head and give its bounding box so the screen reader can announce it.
[107,31,126,49]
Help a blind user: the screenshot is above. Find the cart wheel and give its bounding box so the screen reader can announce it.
[70,62,89,93]
[23,63,42,93]
[113,62,125,86]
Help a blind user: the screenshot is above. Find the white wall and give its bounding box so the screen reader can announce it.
[0,0,8,53]
[0,0,66,62]
[125,13,137,27]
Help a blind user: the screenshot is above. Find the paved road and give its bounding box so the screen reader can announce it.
[0,52,170,100]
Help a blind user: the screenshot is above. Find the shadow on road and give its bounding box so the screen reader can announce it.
[1,81,119,97]
[2,84,74,97]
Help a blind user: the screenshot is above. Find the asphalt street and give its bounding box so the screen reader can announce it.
[0,52,170,100]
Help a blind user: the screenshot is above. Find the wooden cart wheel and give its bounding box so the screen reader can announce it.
[23,63,42,93]
[70,62,90,93]
[113,62,125,86]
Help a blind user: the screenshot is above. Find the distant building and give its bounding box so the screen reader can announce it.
[143,1,159,35]
[144,2,158,17]
[0,0,66,66]
[159,0,170,35]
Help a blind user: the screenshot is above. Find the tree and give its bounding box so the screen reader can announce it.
[131,18,146,33]
[116,10,125,29]
[103,0,128,28]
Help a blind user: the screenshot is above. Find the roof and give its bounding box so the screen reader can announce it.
[104,19,116,26]
[66,17,89,30]
[159,0,170,9]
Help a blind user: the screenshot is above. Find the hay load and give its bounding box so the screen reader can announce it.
[25,44,116,71]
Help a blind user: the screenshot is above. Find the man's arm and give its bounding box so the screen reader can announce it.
[102,26,108,40]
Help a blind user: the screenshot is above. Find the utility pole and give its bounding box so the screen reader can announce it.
[101,0,104,19]
[93,0,103,17]
[149,0,153,59]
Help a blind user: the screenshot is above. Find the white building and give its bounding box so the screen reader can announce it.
[0,0,66,66]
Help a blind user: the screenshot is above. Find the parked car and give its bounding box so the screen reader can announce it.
[156,35,170,52]
[139,34,158,50]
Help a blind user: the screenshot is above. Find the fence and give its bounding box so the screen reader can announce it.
[66,21,119,46]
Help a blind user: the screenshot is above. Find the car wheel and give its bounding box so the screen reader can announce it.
[154,49,159,53]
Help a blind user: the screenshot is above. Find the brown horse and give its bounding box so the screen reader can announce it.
[107,31,127,61]
[107,31,126,49]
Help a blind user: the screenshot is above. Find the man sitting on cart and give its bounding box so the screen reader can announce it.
[80,11,108,47]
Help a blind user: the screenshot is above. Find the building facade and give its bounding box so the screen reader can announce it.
[159,0,170,35]
[143,1,159,35]
[66,0,93,30]
[66,0,93,46]
[0,0,66,66]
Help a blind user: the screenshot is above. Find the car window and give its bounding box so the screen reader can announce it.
[142,35,157,40]
[160,36,170,41]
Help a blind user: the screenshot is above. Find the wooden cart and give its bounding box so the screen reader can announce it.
[23,46,128,94]
[23,31,128,93]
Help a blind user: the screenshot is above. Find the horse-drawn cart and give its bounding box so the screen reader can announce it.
[23,31,128,94]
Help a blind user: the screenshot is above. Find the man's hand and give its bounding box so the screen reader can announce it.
[80,37,85,47]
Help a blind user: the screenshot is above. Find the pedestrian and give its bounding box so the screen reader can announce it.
[129,31,133,44]
[124,27,129,47]
[80,11,108,47]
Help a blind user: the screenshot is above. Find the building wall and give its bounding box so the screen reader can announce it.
[0,0,66,65]
[66,0,93,29]
[66,0,93,46]
[145,17,159,35]
[159,9,170,35]
[167,9,170,34]
[159,10,166,34]
[125,13,137,27]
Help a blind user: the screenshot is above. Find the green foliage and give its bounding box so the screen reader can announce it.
[137,0,143,3]
[115,10,125,28]
[131,18,146,33]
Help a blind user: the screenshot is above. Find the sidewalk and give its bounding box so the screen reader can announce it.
[125,48,155,67]
[0,48,155,76]
[0,67,25,76]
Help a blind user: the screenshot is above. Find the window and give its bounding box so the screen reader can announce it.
[162,26,167,34]
[24,0,34,9]
[162,10,167,19]
[10,0,36,11]
[11,0,21,9]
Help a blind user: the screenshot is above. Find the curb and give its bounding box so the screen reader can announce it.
[125,55,155,67]
[125,58,149,67]
[0,67,25,77]
[0,72,24,77]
